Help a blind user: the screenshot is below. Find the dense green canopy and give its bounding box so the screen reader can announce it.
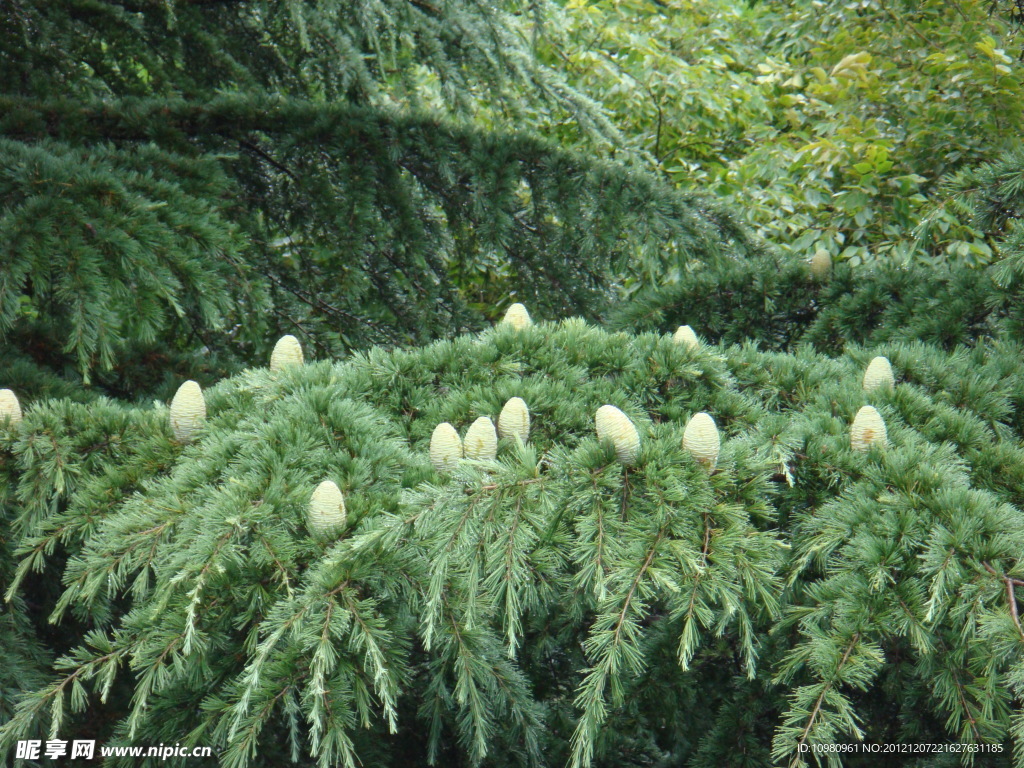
[3,1,1024,767]
[0,0,758,401]
[3,320,1024,766]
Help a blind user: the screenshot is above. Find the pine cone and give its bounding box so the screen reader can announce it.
[169,380,206,442]
[673,325,700,350]
[464,417,498,460]
[683,412,720,469]
[851,405,887,452]
[595,405,640,465]
[308,480,346,536]
[862,356,894,392]
[497,397,530,441]
[501,303,532,329]
[0,389,23,426]
[810,249,832,279]
[270,335,304,370]
[430,422,463,471]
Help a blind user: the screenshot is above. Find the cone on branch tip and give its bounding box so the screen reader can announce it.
[430,422,463,471]
[673,325,700,350]
[169,380,206,442]
[595,405,640,465]
[0,389,22,426]
[810,249,832,279]
[498,397,530,442]
[863,356,895,392]
[683,412,720,469]
[501,303,532,330]
[464,417,498,460]
[851,405,887,452]
[308,480,347,536]
[270,335,304,370]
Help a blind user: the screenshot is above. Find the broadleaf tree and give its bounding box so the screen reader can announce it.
[542,0,1024,273]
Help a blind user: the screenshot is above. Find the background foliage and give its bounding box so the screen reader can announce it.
[546,0,1024,274]
[0,0,759,401]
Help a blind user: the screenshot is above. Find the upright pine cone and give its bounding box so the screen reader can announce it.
[862,356,894,392]
[464,417,498,460]
[683,412,720,469]
[595,405,640,465]
[0,389,23,426]
[430,422,463,471]
[308,480,347,536]
[169,380,206,442]
[501,303,532,330]
[497,397,530,442]
[851,405,887,452]
[810,249,832,279]
[270,335,304,370]
[673,325,700,350]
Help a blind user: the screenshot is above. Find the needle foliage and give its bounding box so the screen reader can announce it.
[2,320,1023,767]
[0,0,758,400]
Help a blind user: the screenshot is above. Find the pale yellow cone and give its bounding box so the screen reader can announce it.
[851,405,887,452]
[308,480,346,536]
[862,356,894,392]
[497,397,530,442]
[683,412,720,469]
[501,303,532,330]
[464,417,498,460]
[169,380,206,442]
[810,249,832,279]
[673,325,700,350]
[595,405,640,465]
[0,389,22,426]
[270,335,304,370]
[430,422,463,471]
